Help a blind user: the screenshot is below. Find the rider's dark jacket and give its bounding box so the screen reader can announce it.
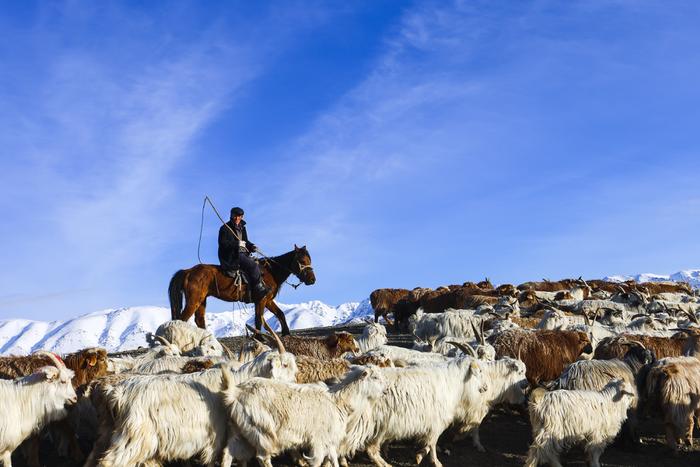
[218,220,254,270]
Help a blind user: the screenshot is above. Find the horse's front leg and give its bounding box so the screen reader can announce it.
[265,300,291,336]
[254,301,264,331]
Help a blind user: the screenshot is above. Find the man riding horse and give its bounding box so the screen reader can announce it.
[169,202,315,331]
[218,206,270,301]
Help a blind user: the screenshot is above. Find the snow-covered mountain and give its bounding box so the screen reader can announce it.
[604,269,700,289]
[0,300,374,356]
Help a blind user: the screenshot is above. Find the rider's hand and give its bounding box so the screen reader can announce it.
[248,243,257,253]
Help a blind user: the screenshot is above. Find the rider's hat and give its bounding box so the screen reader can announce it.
[230,207,245,217]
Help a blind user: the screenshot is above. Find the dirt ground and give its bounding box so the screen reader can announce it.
[14,323,700,466]
[17,410,700,466]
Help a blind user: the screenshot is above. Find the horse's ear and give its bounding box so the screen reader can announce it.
[294,244,299,250]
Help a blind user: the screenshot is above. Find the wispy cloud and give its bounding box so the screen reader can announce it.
[0,2,331,318]
[246,0,700,302]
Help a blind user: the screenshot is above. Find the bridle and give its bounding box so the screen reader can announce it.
[287,258,314,288]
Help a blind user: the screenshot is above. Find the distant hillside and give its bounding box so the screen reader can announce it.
[0,300,373,355]
[603,269,700,289]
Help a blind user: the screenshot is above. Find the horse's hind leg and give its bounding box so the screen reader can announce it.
[181,290,205,327]
[265,300,291,335]
[194,300,207,329]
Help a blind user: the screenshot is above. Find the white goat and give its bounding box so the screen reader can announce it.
[107,337,181,373]
[151,320,226,357]
[556,343,654,445]
[90,340,296,467]
[220,366,386,467]
[130,355,234,374]
[356,323,388,353]
[0,352,77,467]
[344,357,487,467]
[367,345,449,367]
[410,308,486,341]
[525,379,635,467]
[453,357,528,452]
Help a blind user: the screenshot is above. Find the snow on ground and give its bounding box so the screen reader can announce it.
[0,300,374,356]
[1,269,697,356]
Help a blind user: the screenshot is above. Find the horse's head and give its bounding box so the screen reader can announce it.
[293,244,316,285]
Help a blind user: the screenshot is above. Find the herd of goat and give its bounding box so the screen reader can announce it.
[1,277,700,467]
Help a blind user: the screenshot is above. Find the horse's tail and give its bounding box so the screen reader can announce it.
[169,269,187,320]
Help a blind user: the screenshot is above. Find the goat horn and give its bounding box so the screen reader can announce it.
[479,318,486,345]
[627,340,647,350]
[583,312,591,327]
[32,350,66,369]
[447,341,477,358]
[486,311,502,319]
[470,320,481,342]
[259,316,285,354]
[154,335,172,346]
[412,332,426,344]
[682,310,699,324]
[630,313,648,321]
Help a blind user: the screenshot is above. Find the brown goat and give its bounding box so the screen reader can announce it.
[518,290,540,309]
[594,330,700,360]
[419,287,492,314]
[489,329,592,385]
[294,353,392,384]
[262,332,359,360]
[517,278,582,292]
[640,281,693,295]
[181,359,215,373]
[0,347,109,390]
[586,279,637,294]
[644,357,700,451]
[370,288,411,325]
[347,353,393,368]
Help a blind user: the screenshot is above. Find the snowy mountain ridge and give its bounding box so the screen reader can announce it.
[0,300,374,356]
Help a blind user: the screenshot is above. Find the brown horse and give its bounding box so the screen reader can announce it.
[168,245,316,334]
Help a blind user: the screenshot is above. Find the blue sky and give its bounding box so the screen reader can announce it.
[1,1,699,321]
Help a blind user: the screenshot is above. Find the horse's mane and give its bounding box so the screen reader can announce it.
[263,249,298,291]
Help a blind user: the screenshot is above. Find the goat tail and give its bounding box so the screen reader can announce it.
[169,269,187,320]
[221,367,241,406]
